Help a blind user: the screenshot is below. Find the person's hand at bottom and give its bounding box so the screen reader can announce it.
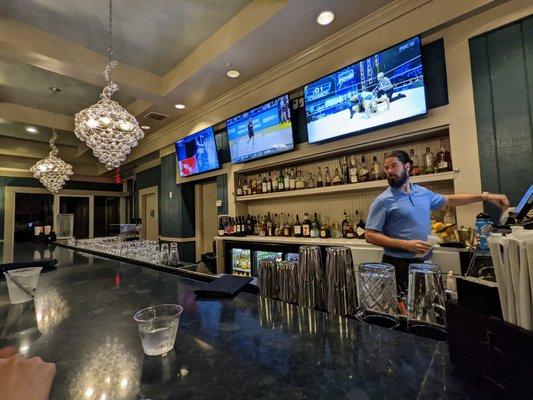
[0,349,56,400]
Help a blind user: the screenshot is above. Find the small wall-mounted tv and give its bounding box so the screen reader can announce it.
[175,126,220,177]
[227,94,294,164]
[304,35,427,144]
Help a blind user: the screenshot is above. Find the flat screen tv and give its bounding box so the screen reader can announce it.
[304,35,426,144]
[175,126,220,177]
[227,94,294,164]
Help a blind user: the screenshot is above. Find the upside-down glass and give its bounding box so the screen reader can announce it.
[325,247,354,316]
[134,304,183,356]
[258,260,278,299]
[298,246,326,310]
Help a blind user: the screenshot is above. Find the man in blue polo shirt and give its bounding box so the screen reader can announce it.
[365,150,509,293]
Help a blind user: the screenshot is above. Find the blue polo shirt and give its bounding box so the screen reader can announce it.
[365,184,446,259]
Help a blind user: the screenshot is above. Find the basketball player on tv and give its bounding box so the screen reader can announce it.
[247,118,255,147]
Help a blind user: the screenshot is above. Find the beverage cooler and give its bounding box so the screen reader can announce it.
[224,241,300,277]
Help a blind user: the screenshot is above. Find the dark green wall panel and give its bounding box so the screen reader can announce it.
[217,174,228,215]
[136,166,161,190]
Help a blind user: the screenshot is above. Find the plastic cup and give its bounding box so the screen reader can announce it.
[3,267,42,304]
[134,304,183,356]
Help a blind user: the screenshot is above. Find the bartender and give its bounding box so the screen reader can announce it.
[365,150,509,293]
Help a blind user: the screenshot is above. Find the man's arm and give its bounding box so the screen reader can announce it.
[444,193,509,210]
[365,229,430,255]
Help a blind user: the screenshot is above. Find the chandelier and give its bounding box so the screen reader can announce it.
[74,0,143,170]
[30,88,74,194]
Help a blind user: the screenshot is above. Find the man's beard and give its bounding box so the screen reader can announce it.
[387,170,409,188]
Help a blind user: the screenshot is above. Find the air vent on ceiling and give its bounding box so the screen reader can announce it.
[144,112,169,121]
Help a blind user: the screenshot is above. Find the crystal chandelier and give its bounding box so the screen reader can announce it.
[30,88,74,194]
[74,0,143,170]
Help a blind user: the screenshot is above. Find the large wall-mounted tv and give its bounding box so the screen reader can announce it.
[176,126,220,177]
[304,36,426,144]
[227,94,294,164]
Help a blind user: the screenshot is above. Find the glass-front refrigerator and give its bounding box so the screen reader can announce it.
[231,248,252,277]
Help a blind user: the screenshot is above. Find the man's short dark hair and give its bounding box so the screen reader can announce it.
[386,150,413,167]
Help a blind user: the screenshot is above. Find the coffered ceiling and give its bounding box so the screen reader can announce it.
[0,0,392,179]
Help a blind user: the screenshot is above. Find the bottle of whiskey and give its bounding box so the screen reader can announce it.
[284,214,293,237]
[310,212,320,238]
[349,155,358,183]
[266,212,273,236]
[261,174,268,193]
[316,167,324,187]
[236,179,243,196]
[341,156,350,184]
[293,214,302,237]
[435,138,452,172]
[302,213,311,237]
[320,215,330,238]
[332,168,342,185]
[284,168,290,191]
[423,147,435,174]
[409,149,421,176]
[307,172,315,188]
[268,172,274,193]
[296,171,306,190]
[331,221,343,238]
[251,176,258,195]
[278,170,285,191]
[358,156,369,182]
[254,215,261,235]
[356,216,365,239]
[325,167,332,186]
[243,180,249,195]
[370,156,382,181]
[289,169,296,190]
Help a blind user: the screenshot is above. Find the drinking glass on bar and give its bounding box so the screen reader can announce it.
[134,304,183,356]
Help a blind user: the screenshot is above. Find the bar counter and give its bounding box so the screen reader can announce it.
[0,246,495,399]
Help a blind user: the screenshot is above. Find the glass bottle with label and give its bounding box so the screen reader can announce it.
[358,156,369,182]
[274,213,282,236]
[254,215,261,235]
[349,155,358,183]
[307,172,315,188]
[316,167,324,187]
[370,156,382,181]
[423,147,435,174]
[332,168,342,186]
[409,149,421,176]
[284,214,293,237]
[236,179,243,196]
[331,221,343,239]
[356,216,365,239]
[296,171,306,190]
[302,213,311,237]
[284,168,290,191]
[320,216,330,238]
[289,169,296,190]
[270,171,277,193]
[244,180,250,195]
[325,167,332,186]
[251,176,258,195]
[266,212,273,236]
[261,174,268,193]
[293,214,302,237]
[352,210,360,238]
[278,169,285,191]
[341,156,350,184]
[310,212,320,238]
[435,138,452,172]
[218,218,225,236]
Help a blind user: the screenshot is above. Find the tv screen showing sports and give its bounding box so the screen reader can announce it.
[176,126,220,177]
[227,94,294,163]
[304,36,426,143]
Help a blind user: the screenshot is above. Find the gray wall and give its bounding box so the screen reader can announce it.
[470,16,533,220]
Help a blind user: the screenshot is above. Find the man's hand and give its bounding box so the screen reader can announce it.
[402,240,431,254]
[486,193,510,210]
[0,350,56,400]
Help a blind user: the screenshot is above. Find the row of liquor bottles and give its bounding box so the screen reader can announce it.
[218,211,366,239]
[236,138,452,196]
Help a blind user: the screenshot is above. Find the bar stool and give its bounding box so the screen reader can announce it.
[357,263,399,328]
[325,247,355,315]
[297,245,326,309]
[407,263,447,339]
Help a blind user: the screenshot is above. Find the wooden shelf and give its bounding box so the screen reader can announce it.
[235,171,455,202]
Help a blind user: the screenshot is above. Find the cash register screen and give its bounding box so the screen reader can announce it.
[515,184,533,220]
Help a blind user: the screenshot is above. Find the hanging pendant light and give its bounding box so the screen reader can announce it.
[30,87,74,193]
[74,0,143,170]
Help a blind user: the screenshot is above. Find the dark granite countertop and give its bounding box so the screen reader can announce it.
[0,246,495,400]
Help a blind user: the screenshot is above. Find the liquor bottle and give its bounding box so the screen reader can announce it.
[341,211,350,238]
[325,167,332,186]
[271,171,278,192]
[266,212,273,236]
[331,221,343,238]
[261,174,268,193]
[244,180,250,196]
[320,216,330,238]
[423,147,435,174]
[316,167,324,187]
[307,172,315,188]
[246,214,252,235]
[443,207,455,224]
[251,176,258,195]
[409,149,421,176]
[284,168,290,190]
[356,216,365,239]
[358,156,369,182]
[240,216,245,236]
[218,219,225,236]
[349,155,358,183]
[236,179,243,196]
[296,171,306,190]
[435,138,452,172]
[352,210,361,238]
[274,213,282,236]
[278,170,285,191]
[370,156,382,181]
[310,212,320,238]
[289,169,296,190]
[284,214,293,237]
[332,168,342,186]
[235,216,241,236]
[302,212,311,237]
[341,156,350,184]
[267,173,273,193]
[254,215,261,235]
[293,214,302,237]
[259,215,267,237]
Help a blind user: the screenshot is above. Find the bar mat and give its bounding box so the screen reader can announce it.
[194,275,252,297]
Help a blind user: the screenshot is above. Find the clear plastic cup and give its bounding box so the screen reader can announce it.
[3,267,42,304]
[133,304,183,356]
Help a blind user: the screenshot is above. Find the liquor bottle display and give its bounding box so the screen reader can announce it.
[369,156,381,181]
[435,138,453,172]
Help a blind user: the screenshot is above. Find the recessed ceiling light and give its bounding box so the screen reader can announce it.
[226,70,240,78]
[174,104,186,109]
[141,125,150,130]
[25,126,38,133]
[316,10,335,26]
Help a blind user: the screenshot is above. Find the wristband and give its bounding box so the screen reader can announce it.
[482,191,489,201]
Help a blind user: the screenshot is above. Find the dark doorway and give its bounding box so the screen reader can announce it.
[14,193,54,243]
[59,196,89,239]
[94,196,120,237]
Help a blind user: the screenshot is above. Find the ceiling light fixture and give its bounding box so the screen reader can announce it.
[30,87,73,194]
[316,10,335,26]
[174,104,186,109]
[26,127,38,134]
[74,0,143,170]
[226,70,240,78]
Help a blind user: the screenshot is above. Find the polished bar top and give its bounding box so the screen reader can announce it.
[0,246,494,400]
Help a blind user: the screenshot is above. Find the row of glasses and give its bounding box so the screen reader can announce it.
[160,242,180,266]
